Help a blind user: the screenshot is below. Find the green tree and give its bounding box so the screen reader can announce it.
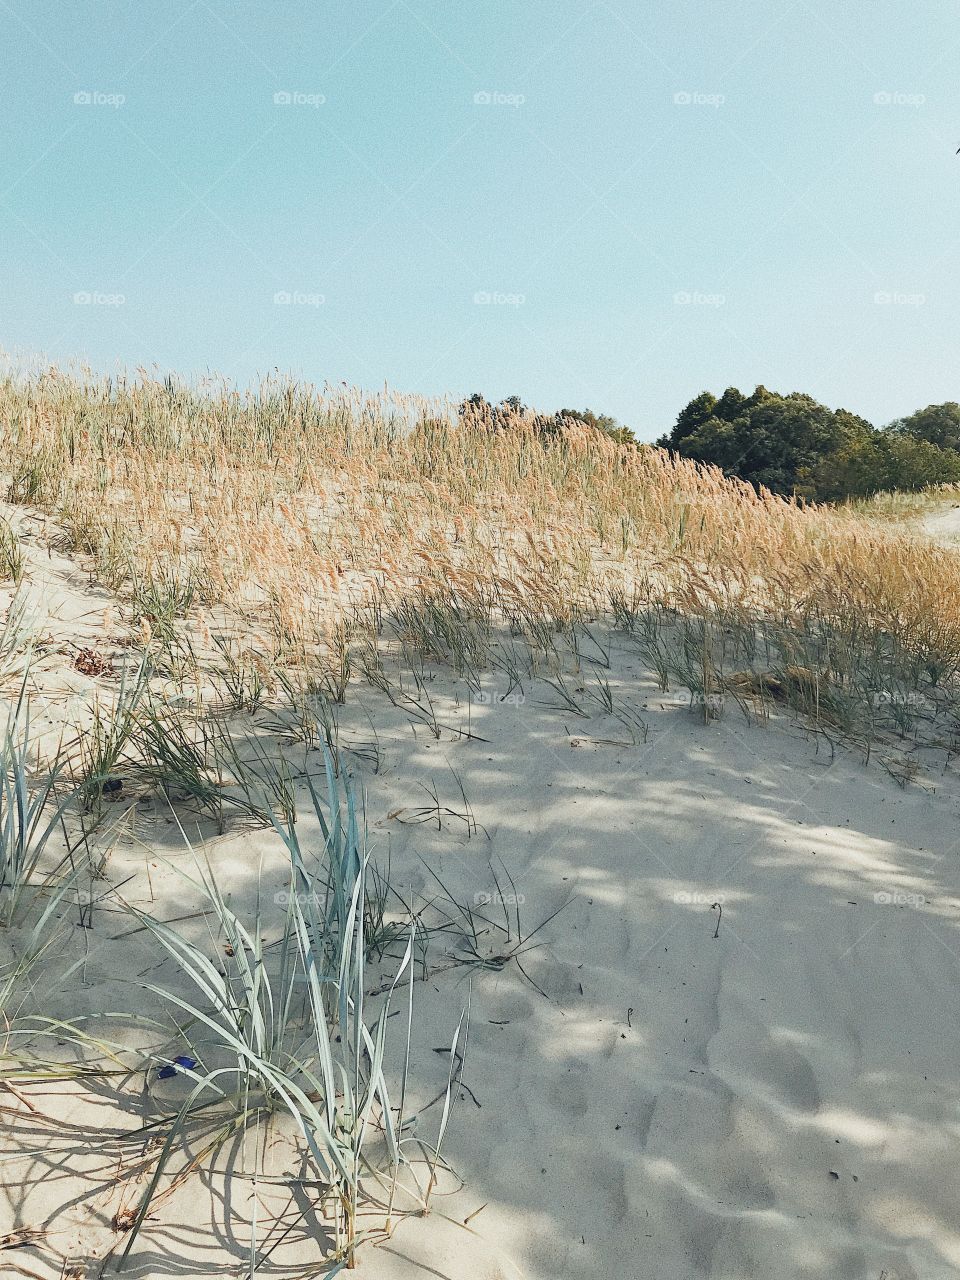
[658,386,874,497]
[810,433,960,501]
[889,402,960,452]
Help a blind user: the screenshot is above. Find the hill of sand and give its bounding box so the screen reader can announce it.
[3,517,960,1280]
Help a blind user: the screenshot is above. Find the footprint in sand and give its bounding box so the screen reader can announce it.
[483,987,536,1022]
[755,1042,822,1113]
[547,1064,590,1118]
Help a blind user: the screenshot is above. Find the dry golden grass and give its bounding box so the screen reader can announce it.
[3,364,960,690]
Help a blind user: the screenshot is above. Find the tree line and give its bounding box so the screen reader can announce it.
[656,387,960,502]
[462,390,960,503]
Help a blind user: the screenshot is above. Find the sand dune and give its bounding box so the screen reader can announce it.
[3,528,960,1280]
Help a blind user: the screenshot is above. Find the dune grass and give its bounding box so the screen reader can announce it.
[5,363,960,778]
[0,711,465,1273]
[115,752,464,1274]
[4,366,960,701]
[0,702,73,926]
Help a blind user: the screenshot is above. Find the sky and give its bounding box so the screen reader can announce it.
[2,1,959,440]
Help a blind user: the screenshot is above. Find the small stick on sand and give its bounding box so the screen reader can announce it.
[711,902,722,939]
[1,1080,40,1114]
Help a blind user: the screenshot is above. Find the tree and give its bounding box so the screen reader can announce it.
[658,386,874,498]
[810,433,960,501]
[670,390,717,443]
[889,402,960,452]
[660,386,960,501]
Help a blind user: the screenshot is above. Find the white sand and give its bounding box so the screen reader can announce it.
[3,525,960,1279]
[922,500,960,545]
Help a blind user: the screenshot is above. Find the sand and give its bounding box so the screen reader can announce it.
[3,514,960,1279]
[922,500,960,545]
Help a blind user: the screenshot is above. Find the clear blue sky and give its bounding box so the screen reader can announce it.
[2,1,958,438]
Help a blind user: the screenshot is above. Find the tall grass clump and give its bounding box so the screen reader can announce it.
[0,590,36,687]
[69,659,150,814]
[0,516,24,584]
[118,751,463,1273]
[0,710,71,925]
[0,696,85,1037]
